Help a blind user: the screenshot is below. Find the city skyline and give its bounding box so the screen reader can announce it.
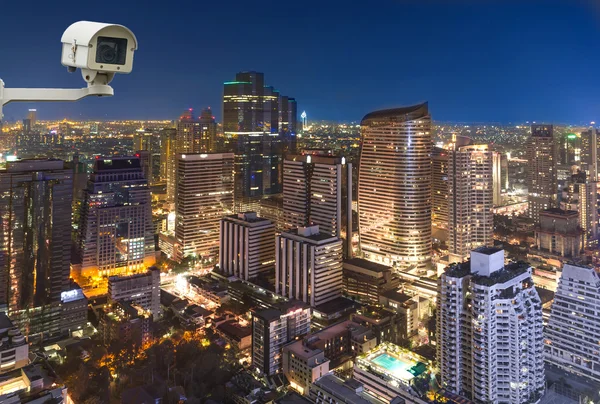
[1,1,600,123]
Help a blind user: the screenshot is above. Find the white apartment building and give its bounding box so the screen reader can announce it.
[108,267,161,320]
[437,247,545,404]
[219,212,275,280]
[545,263,600,383]
[175,153,234,264]
[275,226,343,307]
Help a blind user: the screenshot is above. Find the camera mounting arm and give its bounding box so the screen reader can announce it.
[0,75,113,120]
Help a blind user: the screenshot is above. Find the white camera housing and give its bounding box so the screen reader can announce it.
[61,21,138,75]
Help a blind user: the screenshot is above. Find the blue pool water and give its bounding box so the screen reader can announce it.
[371,353,415,381]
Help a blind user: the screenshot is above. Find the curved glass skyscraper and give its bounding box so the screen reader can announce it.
[358,103,431,270]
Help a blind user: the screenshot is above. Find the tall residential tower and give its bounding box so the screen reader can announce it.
[358,103,431,270]
[527,124,556,222]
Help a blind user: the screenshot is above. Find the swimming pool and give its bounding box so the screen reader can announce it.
[371,353,416,381]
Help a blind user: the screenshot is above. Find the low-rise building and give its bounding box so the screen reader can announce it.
[60,285,88,336]
[354,343,431,404]
[343,258,399,305]
[215,320,252,352]
[379,290,420,338]
[108,267,161,320]
[352,306,408,345]
[310,374,389,404]
[282,339,330,396]
[99,302,153,346]
[188,275,228,305]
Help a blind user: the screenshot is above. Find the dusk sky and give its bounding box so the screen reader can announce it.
[1,0,599,123]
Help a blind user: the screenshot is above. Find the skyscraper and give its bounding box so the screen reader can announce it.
[175,153,234,264]
[275,225,343,307]
[492,151,502,206]
[527,124,556,222]
[437,247,545,404]
[545,263,600,383]
[77,157,155,280]
[222,71,296,208]
[177,108,213,154]
[358,103,431,270]
[0,159,73,335]
[448,144,494,262]
[219,212,275,280]
[160,127,177,203]
[431,147,449,229]
[282,154,352,241]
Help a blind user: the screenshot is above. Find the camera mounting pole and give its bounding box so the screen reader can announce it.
[0,75,114,120]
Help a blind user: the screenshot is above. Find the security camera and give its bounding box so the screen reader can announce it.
[0,20,138,119]
[61,21,138,84]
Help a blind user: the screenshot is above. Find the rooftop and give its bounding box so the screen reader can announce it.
[381,289,414,304]
[472,246,503,256]
[343,258,392,273]
[541,208,578,217]
[282,226,339,243]
[361,103,429,126]
[472,261,530,286]
[312,374,388,404]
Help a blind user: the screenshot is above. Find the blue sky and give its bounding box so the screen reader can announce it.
[1,0,598,123]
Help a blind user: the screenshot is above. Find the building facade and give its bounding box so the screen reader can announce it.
[283,154,352,242]
[342,258,399,305]
[358,103,431,270]
[0,159,73,337]
[527,124,556,222]
[534,208,583,258]
[175,153,234,264]
[78,156,155,278]
[275,226,343,307]
[431,147,449,229]
[222,72,296,207]
[108,267,161,320]
[437,247,545,404]
[545,263,600,383]
[219,212,275,280]
[251,303,311,376]
[448,144,494,262]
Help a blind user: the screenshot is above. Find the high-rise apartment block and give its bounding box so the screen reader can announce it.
[219,212,275,280]
[160,127,178,203]
[175,153,234,264]
[222,71,297,207]
[251,302,311,376]
[108,267,161,320]
[545,263,600,383]
[534,208,583,258]
[77,157,155,279]
[0,159,73,336]
[359,103,431,270]
[527,124,556,222]
[133,128,161,184]
[431,146,449,229]
[275,226,343,307]
[283,154,352,244]
[176,108,216,154]
[492,151,502,206]
[437,248,545,404]
[448,144,494,262]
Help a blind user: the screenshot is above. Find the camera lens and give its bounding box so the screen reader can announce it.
[95,36,127,66]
